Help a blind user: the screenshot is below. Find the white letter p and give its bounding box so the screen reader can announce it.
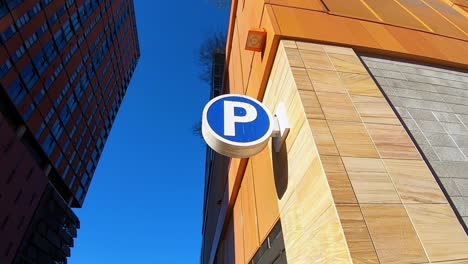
[224,101,257,137]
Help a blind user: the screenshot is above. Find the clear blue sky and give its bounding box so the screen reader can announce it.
[70,1,229,263]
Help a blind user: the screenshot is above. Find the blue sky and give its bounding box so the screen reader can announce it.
[70,1,229,263]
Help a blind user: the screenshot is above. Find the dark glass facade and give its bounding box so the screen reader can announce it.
[0,0,140,262]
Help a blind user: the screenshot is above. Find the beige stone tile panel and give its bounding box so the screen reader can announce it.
[307,68,347,94]
[282,40,297,48]
[263,45,290,110]
[284,205,352,263]
[316,92,361,122]
[298,90,325,120]
[285,47,305,68]
[277,121,318,210]
[406,204,468,262]
[323,45,356,56]
[351,95,400,125]
[366,123,421,160]
[336,205,379,264]
[422,260,468,264]
[328,120,380,158]
[342,157,401,204]
[284,91,307,146]
[321,155,357,204]
[291,67,314,91]
[299,49,335,70]
[340,72,383,97]
[361,205,428,264]
[383,159,447,204]
[296,41,324,52]
[280,156,334,245]
[308,119,339,156]
[329,53,367,74]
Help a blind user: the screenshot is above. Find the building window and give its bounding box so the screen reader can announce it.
[7,78,28,106]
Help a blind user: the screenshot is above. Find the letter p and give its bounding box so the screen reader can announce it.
[224,101,257,137]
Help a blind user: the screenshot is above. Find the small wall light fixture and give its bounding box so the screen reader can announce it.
[245,30,266,52]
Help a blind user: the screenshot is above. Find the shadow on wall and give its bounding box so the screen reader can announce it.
[272,144,288,200]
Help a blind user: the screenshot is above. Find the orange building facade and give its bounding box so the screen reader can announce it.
[201,1,468,263]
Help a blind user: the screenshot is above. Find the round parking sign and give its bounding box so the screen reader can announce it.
[202,94,274,158]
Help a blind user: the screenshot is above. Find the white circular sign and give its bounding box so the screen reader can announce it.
[202,94,274,158]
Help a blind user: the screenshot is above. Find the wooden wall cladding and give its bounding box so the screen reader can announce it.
[268,40,468,263]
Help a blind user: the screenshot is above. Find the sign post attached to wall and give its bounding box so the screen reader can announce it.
[202,94,289,158]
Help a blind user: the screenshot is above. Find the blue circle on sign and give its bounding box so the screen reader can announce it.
[206,95,272,144]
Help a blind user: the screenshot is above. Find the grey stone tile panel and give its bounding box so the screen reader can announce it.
[411,130,429,146]
[432,161,468,178]
[458,115,468,127]
[376,62,401,72]
[398,97,453,112]
[454,178,468,196]
[402,118,419,130]
[395,107,411,118]
[407,108,437,121]
[461,148,468,158]
[452,135,468,148]
[393,87,444,102]
[449,104,468,115]
[424,133,456,147]
[441,94,468,106]
[380,85,396,96]
[440,178,462,196]
[433,112,460,123]
[414,119,445,133]
[452,197,468,217]
[435,85,468,98]
[441,122,468,135]
[381,70,406,80]
[419,144,440,162]
[432,147,467,162]
[387,95,403,107]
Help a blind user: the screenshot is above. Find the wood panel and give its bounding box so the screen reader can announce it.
[251,146,280,243]
[397,0,467,39]
[322,0,379,21]
[365,0,429,31]
[240,161,260,262]
[268,0,326,11]
[232,190,245,264]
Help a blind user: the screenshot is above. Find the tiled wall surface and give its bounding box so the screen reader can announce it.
[361,56,468,227]
[265,40,468,263]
